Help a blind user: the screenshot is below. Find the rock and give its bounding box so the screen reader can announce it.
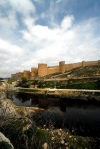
[0,132,14,149]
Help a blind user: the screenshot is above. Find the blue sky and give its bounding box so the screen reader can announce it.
[0,0,100,77]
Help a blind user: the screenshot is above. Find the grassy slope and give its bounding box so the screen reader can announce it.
[10,65,100,90]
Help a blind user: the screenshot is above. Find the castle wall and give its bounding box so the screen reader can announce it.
[11,60,100,79]
[38,64,47,77]
[47,66,59,75]
[11,74,16,79]
[16,72,24,79]
[16,73,19,78]
[31,68,38,79]
[65,64,73,71]
[59,61,65,73]
[24,70,31,79]
[73,62,82,68]
[98,60,100,65]
[82,61,85,67]
[84,61,98,66]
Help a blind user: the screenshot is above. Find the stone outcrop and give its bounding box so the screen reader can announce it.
[0,132,14,149]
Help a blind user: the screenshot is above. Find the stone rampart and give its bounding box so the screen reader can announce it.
[11,74,16,79]
[59,61,65,73]
[24,70,31,79]
[16,72,24,78]
[31,68,38,79]
[65,64,73,71]
[84,61,98,66]
[38,64,47,77]
[82,61,85,67]
[73,62,82,68]
[48,66,59,75]
[11,60,100,79]
[98,60,100,65]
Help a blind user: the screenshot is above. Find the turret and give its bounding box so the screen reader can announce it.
[38,63,47,77]
[24,70,31,79]
[59,61,65,73]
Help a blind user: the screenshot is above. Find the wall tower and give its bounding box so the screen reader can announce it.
[38,63,47,77]
[59,61,65,73]
[82,61,85,67]
[24,70,31,79]
[31,68,38,79]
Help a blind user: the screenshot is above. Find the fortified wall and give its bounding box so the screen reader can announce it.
[11,60,100,79]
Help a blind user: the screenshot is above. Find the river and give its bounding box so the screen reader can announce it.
[8,92,100,137]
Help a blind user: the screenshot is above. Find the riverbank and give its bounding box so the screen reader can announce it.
[0,92,100,149]
[0,92,44,118]
[15,87,100,101]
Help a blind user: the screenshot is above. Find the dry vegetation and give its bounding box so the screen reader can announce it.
[0,92,100,149]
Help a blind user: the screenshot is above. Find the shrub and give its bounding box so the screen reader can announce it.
[0,141,12,149]
[21,76,27,84]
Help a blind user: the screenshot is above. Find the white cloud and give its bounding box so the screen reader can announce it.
[0,0,36,29]
[0,38,24,56]
[0,0,100,78]
[34,0,44,4]
[0,9,18,28]
[0,38,26,77]
[20,15,100,66]
[61,15,74,31]
[9,0,35,15]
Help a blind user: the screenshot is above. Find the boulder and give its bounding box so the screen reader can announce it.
[0,132,14,149]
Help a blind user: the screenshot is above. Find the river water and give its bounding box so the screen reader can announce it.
[9,92,100,137]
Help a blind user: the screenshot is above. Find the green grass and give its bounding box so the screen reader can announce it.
[60,82,98,90]
[18,78,100,90]
[16,65,100,90]
[69,65,100,77]
[18,88,41,93]
[8,80,16,84]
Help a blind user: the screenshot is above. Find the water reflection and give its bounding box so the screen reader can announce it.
[8,92,100,137]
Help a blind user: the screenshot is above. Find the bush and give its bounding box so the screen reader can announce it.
[21,76,27,84]
[0,141,12,149]
[16,76,30,88]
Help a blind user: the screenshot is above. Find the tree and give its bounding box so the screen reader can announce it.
[21,76,27,84]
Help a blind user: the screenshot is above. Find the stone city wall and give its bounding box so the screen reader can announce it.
[31,68,38,79]
[11,74,16,79]
[73,62,82,68]
[16,72,24,78]
[38,64,47,77]
[48,66,59,75]
[65,63,73,71]
[98,60,100,65]
[24,70,31,79]
[59,61,65,73]
[11,60,100,79]
[84,61,98,66]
